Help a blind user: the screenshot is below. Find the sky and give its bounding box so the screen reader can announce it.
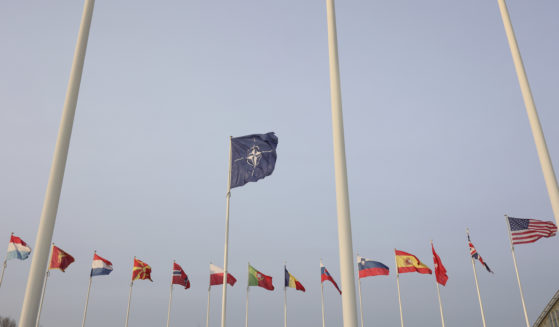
[1,0,559,326]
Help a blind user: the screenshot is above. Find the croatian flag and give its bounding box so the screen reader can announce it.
[91,253,113,277]
[357,256,389,278]
[320,263,341,294]
[6,235,31,261]
[209,264,237,286]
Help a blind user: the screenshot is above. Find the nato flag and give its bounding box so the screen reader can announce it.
[230,132,278,188]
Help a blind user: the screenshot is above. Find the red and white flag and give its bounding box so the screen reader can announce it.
[172,262,190,289]
[209,264,237,286]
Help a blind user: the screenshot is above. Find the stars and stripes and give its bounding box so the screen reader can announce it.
[507,217,557,245]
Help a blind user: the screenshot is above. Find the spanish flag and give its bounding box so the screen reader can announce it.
[49,245,75,272]
[132,257,152,281]
[395,249,432,274]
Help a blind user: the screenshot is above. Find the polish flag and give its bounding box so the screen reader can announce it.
[209,264,237,286]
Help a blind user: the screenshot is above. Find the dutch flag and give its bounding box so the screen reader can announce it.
[91,253,113,277]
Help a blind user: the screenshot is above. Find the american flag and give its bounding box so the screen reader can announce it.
[508,217,557,245]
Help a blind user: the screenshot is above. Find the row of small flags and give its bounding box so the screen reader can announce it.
[2,215,557,326]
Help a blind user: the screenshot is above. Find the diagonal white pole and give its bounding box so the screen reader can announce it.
[81,250,95,327]
[245,277,249,327]
[325,1,358,326]
[497,0,559,225]
[357,274,364,327]
[220,137,233,327]
[166,260,175,327]
[467,229,487,327]
[430,241,445,327]
[505,215,530,327]
[394,250,404,327]
[124,281,134,327]
[320,282,326,327]
[206,278,211,327]
[18,1,95,326]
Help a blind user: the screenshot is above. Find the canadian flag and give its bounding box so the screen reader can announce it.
[209,264,237,286]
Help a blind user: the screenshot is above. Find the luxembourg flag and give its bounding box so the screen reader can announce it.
[6,235,32,260]
[91,253,113,277]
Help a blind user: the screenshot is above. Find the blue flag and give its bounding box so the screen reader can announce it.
[230,132,278,188]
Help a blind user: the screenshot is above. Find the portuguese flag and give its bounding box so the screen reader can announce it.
[248,264,274,291]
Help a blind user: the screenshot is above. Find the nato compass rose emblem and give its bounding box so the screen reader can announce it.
[234,138,274,176]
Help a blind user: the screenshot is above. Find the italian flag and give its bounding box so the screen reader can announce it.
[248,264,274,291]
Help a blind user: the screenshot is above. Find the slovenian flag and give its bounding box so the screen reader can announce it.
[91,253,113,277]
[7,235,32,261]
[357,256,389,278]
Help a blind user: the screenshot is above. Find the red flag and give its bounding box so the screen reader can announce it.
[132,258,152,281]
[172,262,190,289]
[209,264,237,286]
[49,245,75,272]
[432,244,448,286]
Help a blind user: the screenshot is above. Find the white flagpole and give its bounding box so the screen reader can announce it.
[430,241,445,327]
[166,260,175,327]
[497,0,559,224]
[394,250,404,327]
[0,232,13,289]
[325,0,358,326]
[19,1,95,325]
[245,277,250,327]
[505,215,530,327]
[124,281,134,327]
[320,282,326,327]
[284,262,287,327]
[356,255,364,327]
[467,229,487,327]
[220,136,233,327]
[206,266,211,327]
[81,250,95,327]
[35,270,49,327]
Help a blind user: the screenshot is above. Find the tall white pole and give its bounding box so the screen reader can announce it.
[18,1,95,326]
[220,137,233,327]
[467,230,487,327]
[325,1,358,326]
[81,276,93,327]
[320,283,326,327]
[35,271,49,327]
[206,284,211,327]
[431,241,445,327]
[497,0,559,224]
[284,263,287,327]
[394,251,404,327]
[166,260,175,327]
[124,281,134,327]
[505,215,530,327]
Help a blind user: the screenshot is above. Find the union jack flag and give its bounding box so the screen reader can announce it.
[468,235,493,273]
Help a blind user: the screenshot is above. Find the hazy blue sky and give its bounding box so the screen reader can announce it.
[1,0,558,326]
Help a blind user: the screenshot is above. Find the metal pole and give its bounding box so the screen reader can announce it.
[19,1,95,326]
[357,276,364,327]
[206,284,211,327]
[468,230,487,327]
[124,281,134,327]
[394,250,404,327]
[81,276,93,327]
[497,0,559,224]
[220,137,233,327]
[0,259,7,289]
[284,263,287,327]
[505,215,530,327]
[325,1,358,326]
[166,260,175,327]
[245,283,249,327]
[35,271,49,327]
[431,241,445,327]
[320,283,326,327]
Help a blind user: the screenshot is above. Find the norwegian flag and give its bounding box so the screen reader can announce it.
[468,235,493,273]
[172,262,190,289]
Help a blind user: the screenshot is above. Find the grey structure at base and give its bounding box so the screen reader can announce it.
[533,290,559,327]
